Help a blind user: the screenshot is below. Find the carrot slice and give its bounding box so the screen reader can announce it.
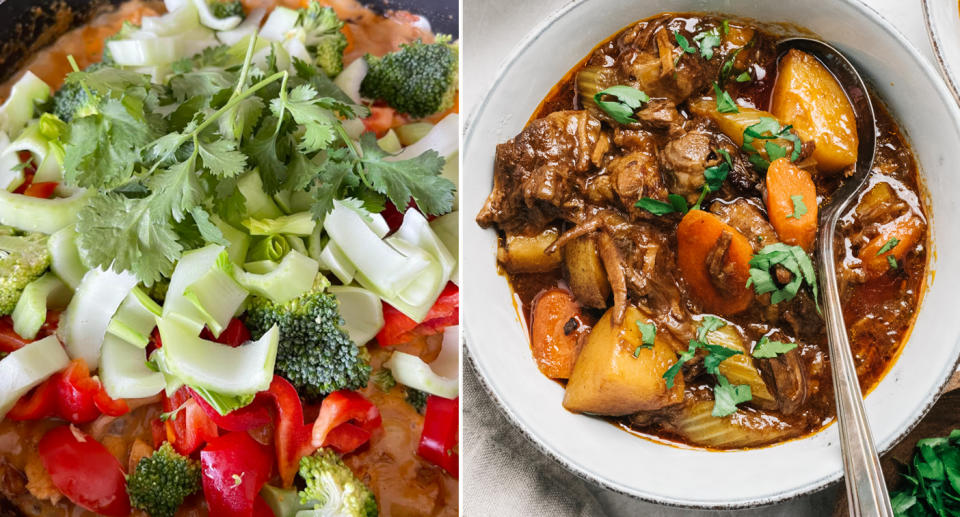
[530,288,587,379]
[858,215,924,278]
[677,210,754,315]
[765,158,818,251]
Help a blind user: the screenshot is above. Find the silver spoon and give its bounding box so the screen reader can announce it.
[775,38,891,517]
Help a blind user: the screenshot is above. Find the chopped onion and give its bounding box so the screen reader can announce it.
[57,268,138,370]
[0,335,70,420]
[329,286,383,345]
[384,351,458,399]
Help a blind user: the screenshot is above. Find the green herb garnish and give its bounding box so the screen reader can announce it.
[788,195,807,219]
[693,29,722,60]
[712,374,752,417]
[888,255,899,269]
[634,320,657,357]
[751,336,798,358]
[713,82,739,113]
[635,193,688,215]
[888,429,960,516]
[736,71,752,82]
[674,31,697,54]
[878,237,900,255]
[746,243,820,310]
[741,117,802,171]
[593,85,650,125]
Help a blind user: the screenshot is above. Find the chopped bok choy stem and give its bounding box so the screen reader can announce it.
[0,188,94,234]
[384,351,458,399]
[236,250,319,304]
[6,121,62,184]
[430,211,459,285]
[47,226,88,289]
[0,71,50,137]
[0,335,69,419]
[217,7,266,45]
[318,240,355,285]
[0,132,22,192]
[12,273,71,340]
[163,244,230,334]
[99,334,166,399]
[192,0,243,31]
[212,214,250,266]
[236,170,283,218]
[183,252,247,337]
[106,287,162,348]
[154,316,278,396]
[243,211,316,236]
[334,57,368,104]
[388,113,458,163]
[57,267,138,369]
[248,234,290,262]
[329,286,384,345]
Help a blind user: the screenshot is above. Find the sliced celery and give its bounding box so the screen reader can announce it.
[0,72,50,137]
[0,335,69,420]
[248,235,290,262]
[99,334,165,399]
[259,6,299,42]
[106,287,162,348]
[389,113,458,163]
[329,286,383,346]
[243,260,279,274]
[163,244,227,334]
[0,132,24,192]
[430,211,459,285]
[47,226,87,289]
[211,214,250,266]
[12,273,70,340]
[155,316,278,396]
[0,188,93,234]
[141,2,201,35]
[237,250,319,304]
[218,8,266,46]
[285,235,307,256]
[318,240,355,285]
[183,252,248,337]
[6,122,62,185]
[334,58,368,104]
[57,268,138,369]
[392,209,455,289]
[383,351,458,399]
[237,170,283,219]
[243,211,316,236]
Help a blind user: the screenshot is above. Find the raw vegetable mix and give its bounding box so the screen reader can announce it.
[0,0,460,515]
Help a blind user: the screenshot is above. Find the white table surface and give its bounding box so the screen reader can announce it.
[461,1,937,515]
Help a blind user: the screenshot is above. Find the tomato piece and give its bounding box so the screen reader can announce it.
[310,390,381,448]
[377,282,459,346]
[22,181,58,199]
[201,431,273,517]
[38,426,131,516]
[417,396,459,478]
[0,316,28,352]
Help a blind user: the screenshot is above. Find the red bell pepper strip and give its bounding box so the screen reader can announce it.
[0,316,28,352]
[189,388,273,432]
[38,426,131,516]
[376,282,459,347]
[310,390,381,452]
[264,376,315,487]
[7,359,129,423]
[163,387,218,456]
[22,181,58,199]
[253,494,276,517]
[199,318,251,347]
[201,431,274,517]
[324,422,371,454]
[417,396,459,478]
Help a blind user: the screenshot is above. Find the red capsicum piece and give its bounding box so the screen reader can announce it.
[417,396,459,478]
[199,318,251,347]
[376,282,459,347]
[0,316,28,352]
[22,181,58,198]
[7,359,129,423]
[310,390,381,452]
[162,387,218,456]
[189,388,274,432]
[38,426,131,516]
[264,376,315,487]
[201,431,273,517]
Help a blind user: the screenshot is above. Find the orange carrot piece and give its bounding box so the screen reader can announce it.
[677,210,754,315]
[765,158,818,251]
[530,288,587,379]
[858,215,924,278]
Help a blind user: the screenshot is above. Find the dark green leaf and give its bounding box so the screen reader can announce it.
[765,141,787,161]
[635,197,678,215]
[693,29,722,60]
[674,31,696,53]
[712,374,752,417]
[593,86,649,125]
[752,336,798,358]
[787,194,807,219]
[736,71,752,82]
[358,132,453,216]
[712,82,739,113]
[878,237,900,255]
[697,315,727,342]
[888,255,899,269]
[702,344,741,375]
[636,320,656,350]
[663,340,699,389]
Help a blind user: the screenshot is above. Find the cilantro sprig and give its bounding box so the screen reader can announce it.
[751,336,798,358]
[889,429,960,516]
[746,243,820,309]
[633,320,657,357]
[788,195,807,219]
[593,85,650,125]
[741,117,802,171]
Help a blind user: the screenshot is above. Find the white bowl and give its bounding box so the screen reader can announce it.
[923,0,960,108]
[463,0,960,508]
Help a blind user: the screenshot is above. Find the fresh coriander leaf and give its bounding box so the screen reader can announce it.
[218,95,264,141]
[269,84,341,153]
[674,31,696,54]
[635,320,656,353]
[703,162,729,192]
[736,71,752,82]
[169,67,236,102]
[663,340,699,389]
[668,193,689,214]
[635,197,678,215]
[715,148,733,167]
[358,132,454,216]
[702,344,741,375]
[746,267,777,295]
[712,82,739,113]
[189,206,228,246]
[197,138,247,177]
[719,48,742,83]
[693,29,722,60]
[712,374,752,417]
[243,118,286,194]
[765,141,787,161]
[787,194,807,219]
[752,336,798,358]
[149,149,205,222]
[593,85,649,125]
[746,243,820,309]
[877,237,900,255]
[310,157,360,224]
[721,19,730,35]
[888,255,898,269]
[697,315,727,342]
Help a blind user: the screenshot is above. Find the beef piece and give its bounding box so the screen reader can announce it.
[710,198,778,252]
[632,98,684,135]
[607,150,668,214]
[758,347,809,415]
[659,131,718,202]
[477,111,606,231]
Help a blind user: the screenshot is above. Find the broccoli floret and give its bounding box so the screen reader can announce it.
[126,442,202,517]
[0,234,50,315]
[243,280,371,401]
[295,2,348,77]
[298,449,378,517]
[371,368,395,392]
[50,62,106,122]
[360,37,458,118]
[208,0,245,19]
[404,387,427,414]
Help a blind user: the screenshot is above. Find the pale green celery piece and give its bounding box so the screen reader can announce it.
[0,133,24,192]
[217,8,266,46]
[244,260,279,274]
[273,189,293,214]
[47,226,87,290]
[285,235,308,256]
[99,334,165,399]
[306,225,325,262]
[163,244,227,334]
[247,235,290,262]
[329,286,383,346]
[260,485,318,517]
[155,316,278,396]
[183,253,248,337]
[395,122,434,146]
[107,287,163,348]
[377,129,402,153]
[57,268,139,370]
[0,71,50,137]
[237,250,319,304]
[318,239,355,285]
[383,351,458,399]
[0,188,93,234]
[140,1,201,36]
[333,57,368,104]
[12,273,70,340]
[392,209,455,289]
[193,0,243,31]
[211,214,250,266]
[375,238,444,322]
[12,123,62,184]
[237,170,283,219]
[0,335,68,419]
[243,211,316,236]
[430,211,458,285]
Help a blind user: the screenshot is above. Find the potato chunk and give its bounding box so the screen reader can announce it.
[771,49,858,174]
[497,227,562,273]
[563,306,684,416]
[688,98,799,165]
[564,234,610,308]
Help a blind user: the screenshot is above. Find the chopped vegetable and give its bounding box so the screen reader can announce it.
[38,426,131,516]
[183,251,248,337]
[237,250,320,305]
[0,233,50,316]
[529,288,582,378]
[676,210,754,315]
[100,334,166,399]
[0,335,69,420]
[0,72,51,136]
[751,336,798,358]
[712,82,738,113]
[309,389,381,452]
[11,272,69,340]
[384,351,458,399]
[127,442,202,517]
[360,36,458,118]
[297,449,378,517]
[765,158,818,250]
[418,395,458,478]
[746,243,819,308]
[200,431,274,517]
[328,285,384,345]
[107,287,162,348]
[47,226,86,289]
[889,429,960,516]
[57,267,138,368]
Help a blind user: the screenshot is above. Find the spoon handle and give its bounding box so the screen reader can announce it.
[818,218,893,517]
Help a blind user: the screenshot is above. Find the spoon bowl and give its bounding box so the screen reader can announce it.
[777,37,891,517]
